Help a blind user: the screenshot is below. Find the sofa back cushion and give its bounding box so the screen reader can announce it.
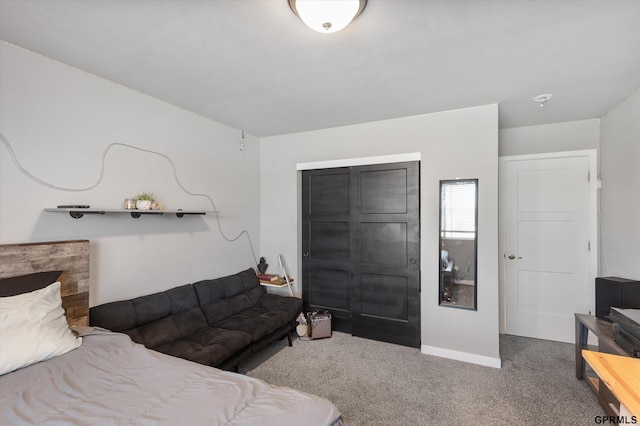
[132,307,207,349]
[194,268,264,326]
[90,284,208,348]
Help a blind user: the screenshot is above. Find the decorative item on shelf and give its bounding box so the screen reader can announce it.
[135,192,154,211]
[123,198,136,210]
[151,201,163,211]
[257,257,268,275]
[259,273,280,282]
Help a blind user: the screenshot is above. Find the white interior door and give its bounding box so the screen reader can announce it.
[501,151,596,343]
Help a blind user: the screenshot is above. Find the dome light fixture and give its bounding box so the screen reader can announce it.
[288,0,367,34]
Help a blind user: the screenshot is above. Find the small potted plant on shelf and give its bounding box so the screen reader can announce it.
[135,192,154,210]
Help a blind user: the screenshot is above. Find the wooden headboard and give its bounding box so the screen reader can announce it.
[0,240,90,326]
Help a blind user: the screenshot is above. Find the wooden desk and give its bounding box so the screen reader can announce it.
[582,350,640,417]
[575,314,630,416]
[575,314,628,379]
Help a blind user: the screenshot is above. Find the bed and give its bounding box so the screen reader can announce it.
[0,240,342,425]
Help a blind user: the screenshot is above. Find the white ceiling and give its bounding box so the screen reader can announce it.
[1,0,639,137]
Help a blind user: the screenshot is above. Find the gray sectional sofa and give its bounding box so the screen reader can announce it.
[89,268,302,371]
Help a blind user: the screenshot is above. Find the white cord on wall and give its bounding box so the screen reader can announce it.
[0,131,258,264]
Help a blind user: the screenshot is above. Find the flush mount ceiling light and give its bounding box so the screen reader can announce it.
[289,0,367,33]
[532,93,554,108]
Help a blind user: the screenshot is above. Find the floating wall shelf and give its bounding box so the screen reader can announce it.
[44,208,215,219]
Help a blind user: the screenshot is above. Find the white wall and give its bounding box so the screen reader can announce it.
[599,89,640,279]
[0,42,261,306]
[499,119,600,157]
[260,105,501,367]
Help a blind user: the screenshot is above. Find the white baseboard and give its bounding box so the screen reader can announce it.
[421,344,502,368]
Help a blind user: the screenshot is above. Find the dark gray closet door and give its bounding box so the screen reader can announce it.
[302,161,420,347]
[350,161,420,347]
[302,167,353,333]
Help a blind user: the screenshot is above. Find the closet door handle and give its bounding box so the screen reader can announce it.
[303,252,310,257]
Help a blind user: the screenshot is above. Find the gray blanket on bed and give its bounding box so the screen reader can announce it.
[0,328,341,425]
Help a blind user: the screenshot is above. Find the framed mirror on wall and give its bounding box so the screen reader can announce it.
[439,178,478,310]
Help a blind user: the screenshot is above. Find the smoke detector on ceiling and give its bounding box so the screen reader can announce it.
[532,94,553,108]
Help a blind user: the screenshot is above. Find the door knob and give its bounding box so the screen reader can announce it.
[303,252,310,257]
[508,254,516,259]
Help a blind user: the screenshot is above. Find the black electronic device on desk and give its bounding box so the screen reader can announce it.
[596,277,640,320]
[609,308,640,358]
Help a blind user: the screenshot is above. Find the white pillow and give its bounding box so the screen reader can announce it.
[0,281,82,375]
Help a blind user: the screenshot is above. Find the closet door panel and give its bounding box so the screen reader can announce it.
[309,222,349,262]
[302,168,352,333]
[359,169,407,214]
[307,267,350,312]
[360,273,408,321]
[360,222,408,267]
[309,173,349,214]
[351,161,420,348]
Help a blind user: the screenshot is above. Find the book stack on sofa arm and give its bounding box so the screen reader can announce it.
[90,268,302,371]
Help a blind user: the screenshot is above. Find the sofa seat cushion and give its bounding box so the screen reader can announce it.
[214,306,293,342]
[258,294,303,321]
[155,327,252,367]
[120,307,206,348]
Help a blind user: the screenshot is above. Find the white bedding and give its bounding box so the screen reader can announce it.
[0,328,341,425]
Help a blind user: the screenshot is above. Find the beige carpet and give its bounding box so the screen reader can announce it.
[240,332,604,425]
